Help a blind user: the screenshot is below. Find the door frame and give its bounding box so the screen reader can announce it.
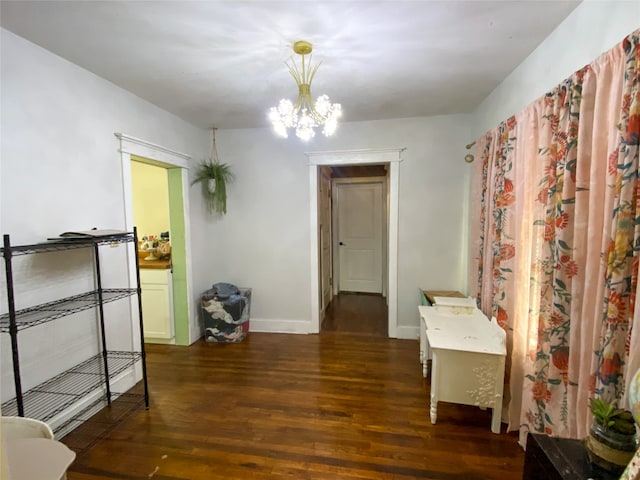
[306,148,403,338]
[318,166,333,314]
[332,177,387,296]
[116,133,194,346]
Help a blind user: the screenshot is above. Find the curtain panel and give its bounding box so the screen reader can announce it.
[470,29,640,445]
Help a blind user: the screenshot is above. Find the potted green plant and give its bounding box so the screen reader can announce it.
[586,397,638,474]
[191,129,234,215]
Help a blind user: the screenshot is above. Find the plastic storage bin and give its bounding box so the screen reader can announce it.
[201,283,251,342]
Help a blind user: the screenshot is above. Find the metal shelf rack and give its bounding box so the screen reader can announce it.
[0,351,141,420]
[56,391,144,452]
[1,228,149,436]
[0,289,137,332]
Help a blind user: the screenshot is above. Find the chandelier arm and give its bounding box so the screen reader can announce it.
[309,109,327,123]
[307,60,321,87]
[301,53,307,83]
[287,58,302,84]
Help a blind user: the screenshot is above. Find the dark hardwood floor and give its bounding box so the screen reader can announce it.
[63,303,524,479]
[322,293,388,336]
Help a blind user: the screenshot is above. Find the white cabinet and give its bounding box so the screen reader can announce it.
[418,305,506,434]
[140,268,174,341]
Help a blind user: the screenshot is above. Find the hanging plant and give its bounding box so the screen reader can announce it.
[191,129,234,215]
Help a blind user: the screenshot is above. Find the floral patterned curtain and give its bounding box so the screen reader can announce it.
[470,29,640,444]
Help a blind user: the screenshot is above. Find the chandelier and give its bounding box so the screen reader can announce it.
[269,40,342,141]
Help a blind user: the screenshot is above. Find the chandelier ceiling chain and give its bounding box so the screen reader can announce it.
[269,40,342,141]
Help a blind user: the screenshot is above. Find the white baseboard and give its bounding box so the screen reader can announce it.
[395,325,419,340]
[248,319,418,338]
[144,337,176,345]
[47,366,140,435]
[250,318,315,334]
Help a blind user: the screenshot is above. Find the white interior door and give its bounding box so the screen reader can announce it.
[337,182,383,293]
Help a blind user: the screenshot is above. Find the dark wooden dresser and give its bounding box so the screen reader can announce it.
[523,433,620,480]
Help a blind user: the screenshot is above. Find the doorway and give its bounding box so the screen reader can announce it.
[116,133,193,346]
[307,148,403,338]
[322,167,388,334]
[130,159,176,343]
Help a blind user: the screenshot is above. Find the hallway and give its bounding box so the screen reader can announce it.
[321,293,387,336]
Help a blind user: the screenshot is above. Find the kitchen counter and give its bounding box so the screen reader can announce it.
[138,252,171,270]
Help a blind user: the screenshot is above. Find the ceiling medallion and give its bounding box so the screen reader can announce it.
[269,40,342,141]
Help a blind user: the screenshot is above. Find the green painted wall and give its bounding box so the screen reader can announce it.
[167,168,189,346]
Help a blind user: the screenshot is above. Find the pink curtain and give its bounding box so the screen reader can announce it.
[470,29,640,444]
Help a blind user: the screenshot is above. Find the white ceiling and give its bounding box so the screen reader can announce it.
[1,0,581,130]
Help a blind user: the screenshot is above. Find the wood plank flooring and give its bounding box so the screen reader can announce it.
[322,293,388,336]
[64,329,525,479]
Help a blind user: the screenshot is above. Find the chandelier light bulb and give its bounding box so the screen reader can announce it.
[269,41,342,141]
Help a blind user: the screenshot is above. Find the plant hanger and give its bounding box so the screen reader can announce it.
[191,128,234,215]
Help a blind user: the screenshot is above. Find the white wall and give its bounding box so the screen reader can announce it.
[213,114,472,337]
[473,1,640,137]
[0,29,210,242]
[0,29,209,422]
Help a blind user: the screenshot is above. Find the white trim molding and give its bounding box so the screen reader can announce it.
[115,133,196,344]
[115,133,191,168]
[306,148,406,166]
[306,148,404,338]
